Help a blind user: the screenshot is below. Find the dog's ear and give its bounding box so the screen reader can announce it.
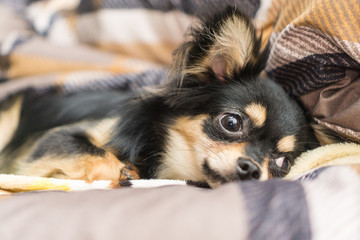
[169,6,268,86]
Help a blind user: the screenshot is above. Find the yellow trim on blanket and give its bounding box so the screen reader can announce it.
[25,179,71,192]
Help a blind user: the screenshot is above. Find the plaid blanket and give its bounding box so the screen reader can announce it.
[257,0,360,140]
[1,0,360,239]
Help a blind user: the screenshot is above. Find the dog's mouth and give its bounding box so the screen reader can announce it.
[201,159,228,185]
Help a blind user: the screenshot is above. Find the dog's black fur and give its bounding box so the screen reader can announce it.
[0,7,315,187]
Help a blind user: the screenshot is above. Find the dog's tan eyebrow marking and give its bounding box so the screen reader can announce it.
[244,103,267,127]
[277,135,296,153]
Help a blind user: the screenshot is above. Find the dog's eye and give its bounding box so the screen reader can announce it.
[275,156,290,170]
[220,113,242,132]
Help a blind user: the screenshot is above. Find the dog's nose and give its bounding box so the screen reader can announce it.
[237,158,260,180]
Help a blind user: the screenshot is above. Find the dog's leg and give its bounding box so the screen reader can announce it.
[17,151,140,181]
[11,123,140,181]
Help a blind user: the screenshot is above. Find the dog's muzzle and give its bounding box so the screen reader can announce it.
[237,158,260,180]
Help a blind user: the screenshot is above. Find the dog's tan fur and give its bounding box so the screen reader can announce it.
[259,157,271,180]
[15,152,136,181]
[209,15,255,77]
[169,12,259,85]
[86,118,119,148]
[277,135,296,153]
[245,103,267,127]
[157,115,208,181]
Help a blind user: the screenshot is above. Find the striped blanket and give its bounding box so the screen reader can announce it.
[258,0,360,140]
[0,0,360,239]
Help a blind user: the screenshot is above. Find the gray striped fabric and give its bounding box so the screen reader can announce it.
[241,180,311,240]
[0,166,359,239]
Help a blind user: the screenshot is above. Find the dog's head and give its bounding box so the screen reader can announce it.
[158,7,311,187]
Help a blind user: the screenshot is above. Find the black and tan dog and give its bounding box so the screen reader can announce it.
[0,7,313,188]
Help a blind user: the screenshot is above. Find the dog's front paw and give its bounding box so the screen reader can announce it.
[120,162,140,180]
